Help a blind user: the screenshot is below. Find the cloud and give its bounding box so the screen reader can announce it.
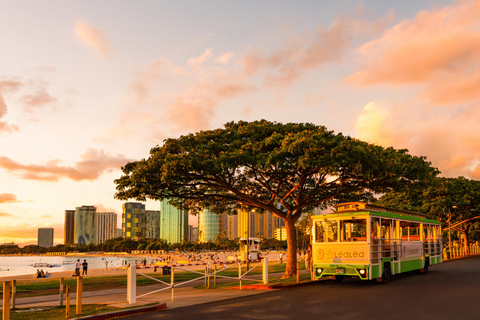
[187,48,213,67]
[0,193,18,203]
[109,14,388,140]
[0,80,23,133]
[354,100,480,179]
[74,20,112,60]
[215,52,234,64]
[0,77,58,133]
[240,16,390,88]
[0,212,14,217]
[95,203,118,213]
[0,148,132,182]
[19,90,57,112]
[347,0,480,105]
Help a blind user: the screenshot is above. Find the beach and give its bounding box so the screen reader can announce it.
[0,251,286,284]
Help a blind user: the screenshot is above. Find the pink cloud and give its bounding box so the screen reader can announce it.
[0,149,132,182]
[215,52,234,64]
[0,212,13,217]
[241,16,389,87]
[95,203,118,213]
[74,20,112,60]
[0,193,18,203]
[355,100,480,179]
[19,90,57,111]
[347,0,480,105]
[187,48,213,67]
[0,80,23,133]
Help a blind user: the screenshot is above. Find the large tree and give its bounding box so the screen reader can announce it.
[376,176,480,249]
[114,120,438,277]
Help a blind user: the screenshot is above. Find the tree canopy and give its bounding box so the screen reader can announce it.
[115,120,438,277]
[376,176,480,248]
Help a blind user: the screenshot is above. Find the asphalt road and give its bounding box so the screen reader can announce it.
[118,256,480,320]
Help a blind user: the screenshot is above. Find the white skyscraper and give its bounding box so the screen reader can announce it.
[96,212,117,245]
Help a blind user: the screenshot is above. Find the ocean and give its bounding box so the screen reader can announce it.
[0,255,139,278]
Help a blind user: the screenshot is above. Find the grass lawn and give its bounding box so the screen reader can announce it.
[10,303,142,320]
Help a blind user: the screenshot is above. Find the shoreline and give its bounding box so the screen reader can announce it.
[0,266,129,283]
[0,251,285,283]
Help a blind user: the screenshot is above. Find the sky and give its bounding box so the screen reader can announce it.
[1,0,480,246]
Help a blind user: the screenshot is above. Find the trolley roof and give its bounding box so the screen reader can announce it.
[313,202,441,224]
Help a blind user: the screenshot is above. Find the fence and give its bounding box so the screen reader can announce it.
[127,258,269,304]
[443,245,480,260]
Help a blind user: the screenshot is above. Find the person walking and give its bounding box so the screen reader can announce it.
[82,259,88,275]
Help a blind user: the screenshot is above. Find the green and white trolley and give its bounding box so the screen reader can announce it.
[311,202,442,283]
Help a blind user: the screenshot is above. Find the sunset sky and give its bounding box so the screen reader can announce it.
[1,0,480,246]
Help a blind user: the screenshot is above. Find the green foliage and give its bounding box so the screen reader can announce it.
[115,120,437,220]
[114,120,437,276]
[376,176,480,246]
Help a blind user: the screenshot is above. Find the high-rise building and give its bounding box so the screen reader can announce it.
[145,210,161,239]
[122,202,146,240]
[238,210,283,239]
[64,210,75,245]
[159,200,188,244]
[226,214,238,239]
[38,228,54,247]
[188,225,199,242]
[96,212,117,245]
[74,205,96,245]
[198,209,230,242]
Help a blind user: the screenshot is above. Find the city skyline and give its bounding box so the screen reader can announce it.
[1,0,480,246]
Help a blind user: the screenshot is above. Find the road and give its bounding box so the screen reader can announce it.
[119,256,480,320]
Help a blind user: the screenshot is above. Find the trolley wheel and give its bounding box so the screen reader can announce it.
[420,258,429,274]
[333,275,344,283]
[377,263,391,284]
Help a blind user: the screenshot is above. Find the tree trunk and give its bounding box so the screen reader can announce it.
[462,230,469,251]
[282,217,298,278]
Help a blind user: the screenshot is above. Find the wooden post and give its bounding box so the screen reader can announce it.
[263,257,269,284]
[207,264,211,289]
[11,280,16,310]
[127,265,136,304]
[214,265,217,286]
[3,281,11,320]
[238,263,242,290]
[59,277,64,306]
[76,276,83,315]
[296,261,300,283]
[171,266,175,302]
[66,284,70,318]
[204,266,208,286]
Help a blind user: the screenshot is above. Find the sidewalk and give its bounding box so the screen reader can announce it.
[4,270,316,317]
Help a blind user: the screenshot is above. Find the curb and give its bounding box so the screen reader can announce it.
[229,280,320,290]
[71,303,167,320]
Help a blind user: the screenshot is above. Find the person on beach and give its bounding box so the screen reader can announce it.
[82,259,88,275]
[74,259,81,276]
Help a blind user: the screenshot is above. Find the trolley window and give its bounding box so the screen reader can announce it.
[340,219,367,241]
[315,219,338,243]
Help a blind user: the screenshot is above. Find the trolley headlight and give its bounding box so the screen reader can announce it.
[316,268,323,274]
[358,269,366,275]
